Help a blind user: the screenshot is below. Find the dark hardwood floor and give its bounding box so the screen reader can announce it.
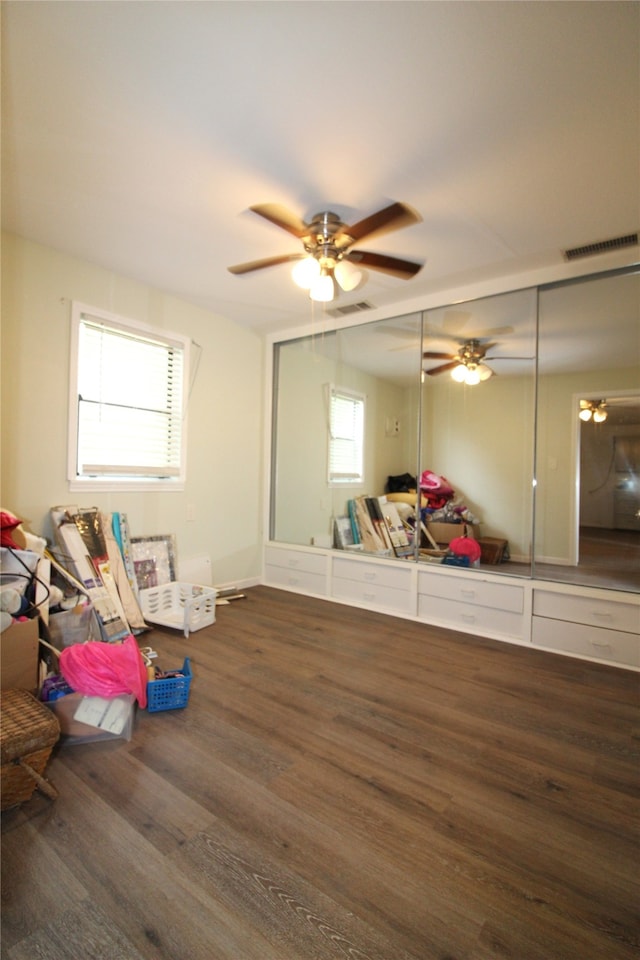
[2,586,639,960]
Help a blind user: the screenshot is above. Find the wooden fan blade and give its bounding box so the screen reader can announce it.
[346,250,423,278]
[486,355,535,361]
[227,253,304,275]
[425,361,459,376]
[336,202,420,245]
[476,342,497,356]
[249,204,309,238]
[423,351,455,360]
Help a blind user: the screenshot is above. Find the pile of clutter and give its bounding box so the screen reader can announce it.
[0,506,198,745]
[384,470,481,564]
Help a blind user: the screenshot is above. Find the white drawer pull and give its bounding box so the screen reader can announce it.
[363,592,376,601]
[364,572,377,582]
[461,589,476,600]
[287,558,300,568]
[590,640,612,649]
[592,611,613,622]
[461,613,476,623]
[287,576,300,586]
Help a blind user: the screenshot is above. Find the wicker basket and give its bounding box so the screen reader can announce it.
[1,689,60,809]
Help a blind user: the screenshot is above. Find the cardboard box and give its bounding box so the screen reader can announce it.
[1,617,40,693]
[424,521,478,546]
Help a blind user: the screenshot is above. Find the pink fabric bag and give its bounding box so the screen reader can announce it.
[59,633,148,708]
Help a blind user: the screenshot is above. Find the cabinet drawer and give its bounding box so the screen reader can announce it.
[332,577,414,614]
[332,556,412,592]
[265,546,328,577]
[264,564,327,596]
[418,595,524,639]
[532,617,640,667]
[533,590,639,635]
[418,571,524,614]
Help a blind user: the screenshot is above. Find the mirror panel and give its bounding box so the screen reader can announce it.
[270,265,639,594]
[534,268,640,592]
[420,288,538,577]
[271,313,423,548]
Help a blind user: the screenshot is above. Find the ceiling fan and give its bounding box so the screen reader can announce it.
[227,201,423,302]
[423,338,529,385]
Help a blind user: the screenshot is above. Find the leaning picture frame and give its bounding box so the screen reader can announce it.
[130,534,177,591]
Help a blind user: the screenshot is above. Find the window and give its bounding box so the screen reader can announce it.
[328,385,365,484]
[68,302,189,490]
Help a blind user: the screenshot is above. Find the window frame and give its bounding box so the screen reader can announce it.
[68,301,190,492]
[327,384,366,486]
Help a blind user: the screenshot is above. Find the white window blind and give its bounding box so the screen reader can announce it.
[70,304,188,484]
[328,386,365,484]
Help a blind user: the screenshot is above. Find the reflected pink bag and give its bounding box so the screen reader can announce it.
[59,634,148,709]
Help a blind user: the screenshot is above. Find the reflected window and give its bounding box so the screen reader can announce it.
[328,385,365,485]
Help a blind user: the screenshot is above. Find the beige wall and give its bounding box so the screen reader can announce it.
[273,340,415,546]
[1,233,265,587]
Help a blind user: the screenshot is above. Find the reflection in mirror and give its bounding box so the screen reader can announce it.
[420,287,538,577]
[271,313,423,548]
[534,267,640,592]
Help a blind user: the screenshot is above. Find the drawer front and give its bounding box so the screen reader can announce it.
[264,546,328,577]
[332,556,412,592]
[264,563,327,596]
[532,617,640,667]
[331,577,414,614]
[419,572,524,614]
[418,595,524,639]
[533,590,640,635]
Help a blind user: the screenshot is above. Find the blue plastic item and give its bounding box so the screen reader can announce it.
[146,657,192,713]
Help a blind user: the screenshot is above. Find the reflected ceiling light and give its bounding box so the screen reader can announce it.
[450,361,487,386]
[451,363,468,383]
[579,399,608,423]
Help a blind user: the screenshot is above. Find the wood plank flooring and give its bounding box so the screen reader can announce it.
[2,585,639,960]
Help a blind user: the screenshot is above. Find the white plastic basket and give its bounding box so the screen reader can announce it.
[139,582,216,637]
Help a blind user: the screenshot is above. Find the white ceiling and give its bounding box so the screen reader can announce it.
[2,1,639,337]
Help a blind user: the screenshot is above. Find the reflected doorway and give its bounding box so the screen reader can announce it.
[576,392,640,591]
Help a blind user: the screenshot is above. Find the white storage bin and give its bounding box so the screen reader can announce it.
[139,582,216,637]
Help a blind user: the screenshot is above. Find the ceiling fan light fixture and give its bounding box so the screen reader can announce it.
[451,361,482,385]
[579,399,608,423]
[334,259,362,292]
[309,269,334,303]
[292,256,320,290]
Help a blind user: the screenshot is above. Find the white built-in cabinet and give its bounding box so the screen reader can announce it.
[263,542,640,670]
[265,264,639,674]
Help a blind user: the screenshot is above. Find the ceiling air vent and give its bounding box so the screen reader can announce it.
[326,301,375,318]
[564,233,638,261]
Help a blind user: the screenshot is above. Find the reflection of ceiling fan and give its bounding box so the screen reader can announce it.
[228,202,423,302]
[424,338,528,385]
